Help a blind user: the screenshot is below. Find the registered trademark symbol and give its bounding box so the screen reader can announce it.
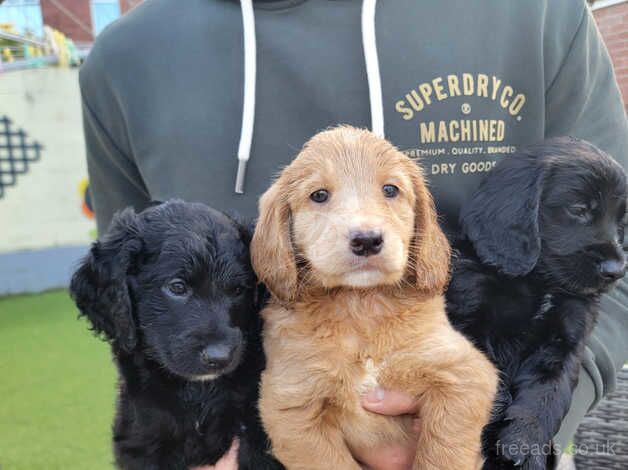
[461,103,471,114]
[517,116,522,121]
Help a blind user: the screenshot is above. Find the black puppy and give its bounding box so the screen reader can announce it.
[70,200,282,470]
[446,138,627,470]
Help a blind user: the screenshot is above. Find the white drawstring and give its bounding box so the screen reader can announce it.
[362,0,384,138]
[235,0,257,194]
[235,0,384,193]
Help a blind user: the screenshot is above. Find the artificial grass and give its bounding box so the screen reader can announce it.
[0,290,117,469]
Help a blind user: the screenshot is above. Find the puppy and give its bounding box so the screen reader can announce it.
[70,200,282,470]
[446,138,627,470]
[251,126,498,470]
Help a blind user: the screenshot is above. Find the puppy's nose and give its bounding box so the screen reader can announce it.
[599,259,626,281]
[200,344,236,369]
[349,230,383,257]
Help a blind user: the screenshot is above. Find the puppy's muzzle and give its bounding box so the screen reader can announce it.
[200,343,239,370]
[598,259,626,282]
[350,230,383,257]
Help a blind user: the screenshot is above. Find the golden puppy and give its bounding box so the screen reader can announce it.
[251,126,497,470]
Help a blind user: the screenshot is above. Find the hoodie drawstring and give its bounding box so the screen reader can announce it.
[234,0,384,194]
[235,0,257,194]
[362,0,384,138]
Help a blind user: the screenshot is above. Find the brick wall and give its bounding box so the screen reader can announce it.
[38,1,143,42]
[593,1,628,108]
[119,0,143,14]
[40,0,93,43]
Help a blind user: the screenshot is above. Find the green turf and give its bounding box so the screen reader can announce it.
[0,290,117,470]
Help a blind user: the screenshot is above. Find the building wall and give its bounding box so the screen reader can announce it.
[119,0,142,15]
[593,1,628,108]
[37,0,137,42]
[40,0,93,42]
[0,68,95,294]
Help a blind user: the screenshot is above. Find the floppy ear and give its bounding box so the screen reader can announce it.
[250,181,298,303]
[409,165,451,295]
[224,210,256,247]
[460,154,545,277]
[70,208,143,352]
[223,211,270,309]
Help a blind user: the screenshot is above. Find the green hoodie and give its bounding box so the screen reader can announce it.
[80,0,628,447]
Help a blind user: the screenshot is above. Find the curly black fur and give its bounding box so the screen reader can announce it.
[70,200,282,470]
[446,138,627,470]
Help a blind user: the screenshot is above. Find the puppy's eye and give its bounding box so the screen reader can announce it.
[566,204,589,220]
[382,184,400,198]
[167,279,188,296]
[310,189,329,203]
[230,285,246,296]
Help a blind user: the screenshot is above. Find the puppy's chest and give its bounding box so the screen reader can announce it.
[302,321,410,402]
[265,300,434,400]
[305,325,417,449]
[331,330,380,391]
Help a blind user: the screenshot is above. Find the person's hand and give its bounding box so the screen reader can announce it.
[191,438,239,470]
[357,387,420,470]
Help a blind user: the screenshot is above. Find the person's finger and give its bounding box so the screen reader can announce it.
[354,440,418,470]
[361,387,419,416]
[191,438,239,470]
[412,417,421,433]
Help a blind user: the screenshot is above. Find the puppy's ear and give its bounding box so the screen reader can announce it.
[224,210,256,246]
[409,164,451,295]
[251,182,297,302]
[460,154,544,276]
[253,282,270,311]
[70,208,142,352]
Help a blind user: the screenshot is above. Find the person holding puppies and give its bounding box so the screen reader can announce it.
[80,0,628,468]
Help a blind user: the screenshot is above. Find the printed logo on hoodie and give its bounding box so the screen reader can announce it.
[395,73,527,176]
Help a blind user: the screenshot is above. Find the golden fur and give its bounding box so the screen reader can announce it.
[251,126,497,470]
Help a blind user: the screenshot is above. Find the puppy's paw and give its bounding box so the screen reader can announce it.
[521,454,547,470]
[484,452,546,470]
[494,412,548,470]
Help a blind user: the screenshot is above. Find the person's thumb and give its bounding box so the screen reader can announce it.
[361,387,419,416]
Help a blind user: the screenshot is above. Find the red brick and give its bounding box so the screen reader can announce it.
[40,0,93,42]
[594,2,628,108]
[119,0,143,14]
[602,30,628,44]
